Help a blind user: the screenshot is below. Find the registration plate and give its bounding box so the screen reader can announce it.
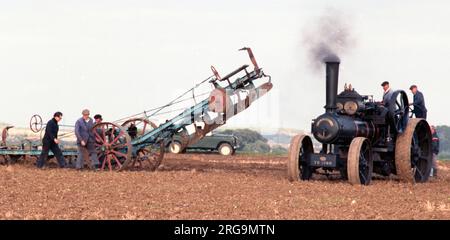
[310,154,337,168]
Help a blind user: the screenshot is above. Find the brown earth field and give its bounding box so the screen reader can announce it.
[0,153,449,220]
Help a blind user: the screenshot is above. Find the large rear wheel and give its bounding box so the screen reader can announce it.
[121,118,157,139]
[287,134,314,181]
[395,118,432,183]
[347,137,373,185]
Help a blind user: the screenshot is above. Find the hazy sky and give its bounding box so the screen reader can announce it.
[1,0,448,132]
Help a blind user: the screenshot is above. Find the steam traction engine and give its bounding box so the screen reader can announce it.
[287,61,432,185]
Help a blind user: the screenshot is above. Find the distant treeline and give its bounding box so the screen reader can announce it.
[436,126,450,159]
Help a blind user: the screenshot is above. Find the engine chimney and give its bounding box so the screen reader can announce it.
[325,61,340,113]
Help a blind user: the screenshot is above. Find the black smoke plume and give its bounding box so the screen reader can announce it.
[303,8,355,69]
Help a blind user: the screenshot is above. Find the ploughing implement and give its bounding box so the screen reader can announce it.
[93,47,272,171]
[1,48,273,171]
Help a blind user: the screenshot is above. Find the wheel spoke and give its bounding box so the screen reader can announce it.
[111,150,128,159]
[102,125,107,143]
[360,154,366,165]
[362,146,369,156]
[111,132,125,145]
[109,125,116,142]
[413,161,424,179]
[360,170,368,183]
[111,143,128,150]
[359,145,369,184]
[111,154,123,169]
[107,155,113,171]
[94,131,105,144]
[101,154,107,170]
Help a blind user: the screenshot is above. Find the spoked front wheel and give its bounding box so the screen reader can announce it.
[287,134,314,181]
[347,137,373,185]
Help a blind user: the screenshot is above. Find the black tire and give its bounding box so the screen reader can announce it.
[395,118,432,183]
[347,137,373,185]
[218,143,234,156]
[169,141,183,154]
[287,134,314,181]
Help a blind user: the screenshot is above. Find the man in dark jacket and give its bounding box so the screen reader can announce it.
[94,114,103,124]
[75,109,99,170]
[409,85,428,119]
[431,126,440,177]
[381,81,394,106]
[37,112,66,168]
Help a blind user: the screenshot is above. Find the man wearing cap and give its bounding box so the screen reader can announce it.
[94,114,103,124]
[37,112,66,168]
[381,81,393,106]
[75,109,99,170]
[409,85,427,119]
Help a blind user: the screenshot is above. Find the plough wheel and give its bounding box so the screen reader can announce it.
[0,155,7,165]
[347,137,373,185]
[395,118,432,183]
[30,114,43,133]
[64,155,76,168]
[131,141,165,171]
[287,134,314,181]
[92,122,132,171]
[0,155,23,165]
[121,118,157,139]
[24,155,38,166]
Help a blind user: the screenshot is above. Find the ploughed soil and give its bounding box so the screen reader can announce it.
[0,153,449,220]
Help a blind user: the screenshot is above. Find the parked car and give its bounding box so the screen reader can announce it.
[167,133,239,156]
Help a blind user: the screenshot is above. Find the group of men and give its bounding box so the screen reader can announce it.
[381,81,439,177]
[381,81,427,119]
[34,82,442,177]
[36,110,104,171]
